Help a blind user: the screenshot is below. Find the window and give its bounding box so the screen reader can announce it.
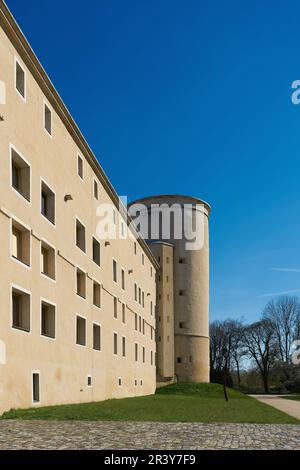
[122,337,126,357]
[135,313,138,331]
[32,373,40,403]
[143,319,145,335]
[92,237,100,266]
[76,316,86,346]
[142,291,145,308]
[11,219,30,266]
[41,301,56,339]
[118,378,122,386]
[122,303,126,323]
[140,380,143,386]
[134,379,138,387]
[177,357,182,364]
[150,301,153,316]
[76,268,86,299]
[44,103,52,135]
[78,155,83,179]
[87,376,92,387]
[134,283,137,301]
[94,180,99,200]
[151,351,153,366]
[141,254,144,265]
[41,180,55,224]
[134,242,137,255]
[166,257,169,264]
[93,281,101,308]
[143,347,145,363]
[139,316,142,332]
[121,269,125,290]
[76,219,86,252]
[151,327,153,341]
[114,297,118,319]
[11,146,30,201]
[93,323,101,351]
[150,266,153,277]
[135,343,138,361]
[114,333,118,355]
[112,259,117,283]
[41,241,55,280]
[12,287,30,332]
[179,322,185,329]
[15,59,25,99]
[179,257,187,264]
[166,276,169,283]
[138,287,141,305]
[179,290,186,297]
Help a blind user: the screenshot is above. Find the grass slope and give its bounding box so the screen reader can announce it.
[2,383,299,424]
[281,395,300,402]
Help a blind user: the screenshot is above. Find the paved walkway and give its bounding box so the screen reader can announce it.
[250,395,300,420]
[0,421,299,450]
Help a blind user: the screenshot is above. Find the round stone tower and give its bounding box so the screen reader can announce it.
[128,195,210,383]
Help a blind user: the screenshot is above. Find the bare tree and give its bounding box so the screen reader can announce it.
[242,319,278,393]
[263,296,300,364]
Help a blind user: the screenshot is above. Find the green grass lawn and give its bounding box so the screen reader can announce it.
[2,383,299,424]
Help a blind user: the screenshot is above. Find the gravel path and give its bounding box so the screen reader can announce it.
[250,395,300,420]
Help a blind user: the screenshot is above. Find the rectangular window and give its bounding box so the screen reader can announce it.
[134,283,137,301]
[93,281,101,308]
[44,103,52,135]
[139,316,142,333]
[93,323,101,351]
[135,343,138,362]
[94,180,99,200]
[76,316,86,346]
[134,242,137,255]
[179,257,187,264]
[87,376,92,387]
[143,346,145,363]
[122,336,126,357]
[41,180,55,224]
[12,287,30,332]
[151,350,153,366]
[11,219,30,266]
[41,301,56,339]
[113,259,117,283]
[143,319,145,335]
[15,59,26,99]
[122,303,126,323]
[138,288,141,305]
[11,147,30,201]
[150,301,153,316]
[135,313,138,331]
[142,254,144,265]
[76,219,86,252]
[76,268,86,299]
[32,373,40,403]
[92,237,100,266]
[114,333,118,355]
[78,155,83,179]
[121,269,125,290]
[41,241,55,280]
[114,297,118,319]
[151,327,153,341]
[142,291,145,308]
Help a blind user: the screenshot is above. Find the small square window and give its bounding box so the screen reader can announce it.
[76,219,86,252]
[41,180,55,224]
[179,257,187,264]
[78,155,83,179]
[76,268,86,299]
[41,241,55,280]
[11,147,30,202]
[76,316,86,346]
[93,237,100,266]
[93,323,101,351]
[41,301,56,339]
[12,287,30,332]
[93,281,101,308]
[15,60,25,99]
[179,290,186,297]
[44,103,52,135]
[11,219,30,267]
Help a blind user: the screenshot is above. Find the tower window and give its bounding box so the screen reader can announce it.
[15,60,26,99]
[44,103,52,135]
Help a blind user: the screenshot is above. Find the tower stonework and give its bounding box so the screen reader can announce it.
[129,195,210,383]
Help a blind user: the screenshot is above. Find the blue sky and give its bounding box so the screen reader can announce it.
[7,0,300,323]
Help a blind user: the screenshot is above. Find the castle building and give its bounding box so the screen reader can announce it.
[0,2,210,414]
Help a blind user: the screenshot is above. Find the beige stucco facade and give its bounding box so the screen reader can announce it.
[0,2,158,415]
[129,195,210,384]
